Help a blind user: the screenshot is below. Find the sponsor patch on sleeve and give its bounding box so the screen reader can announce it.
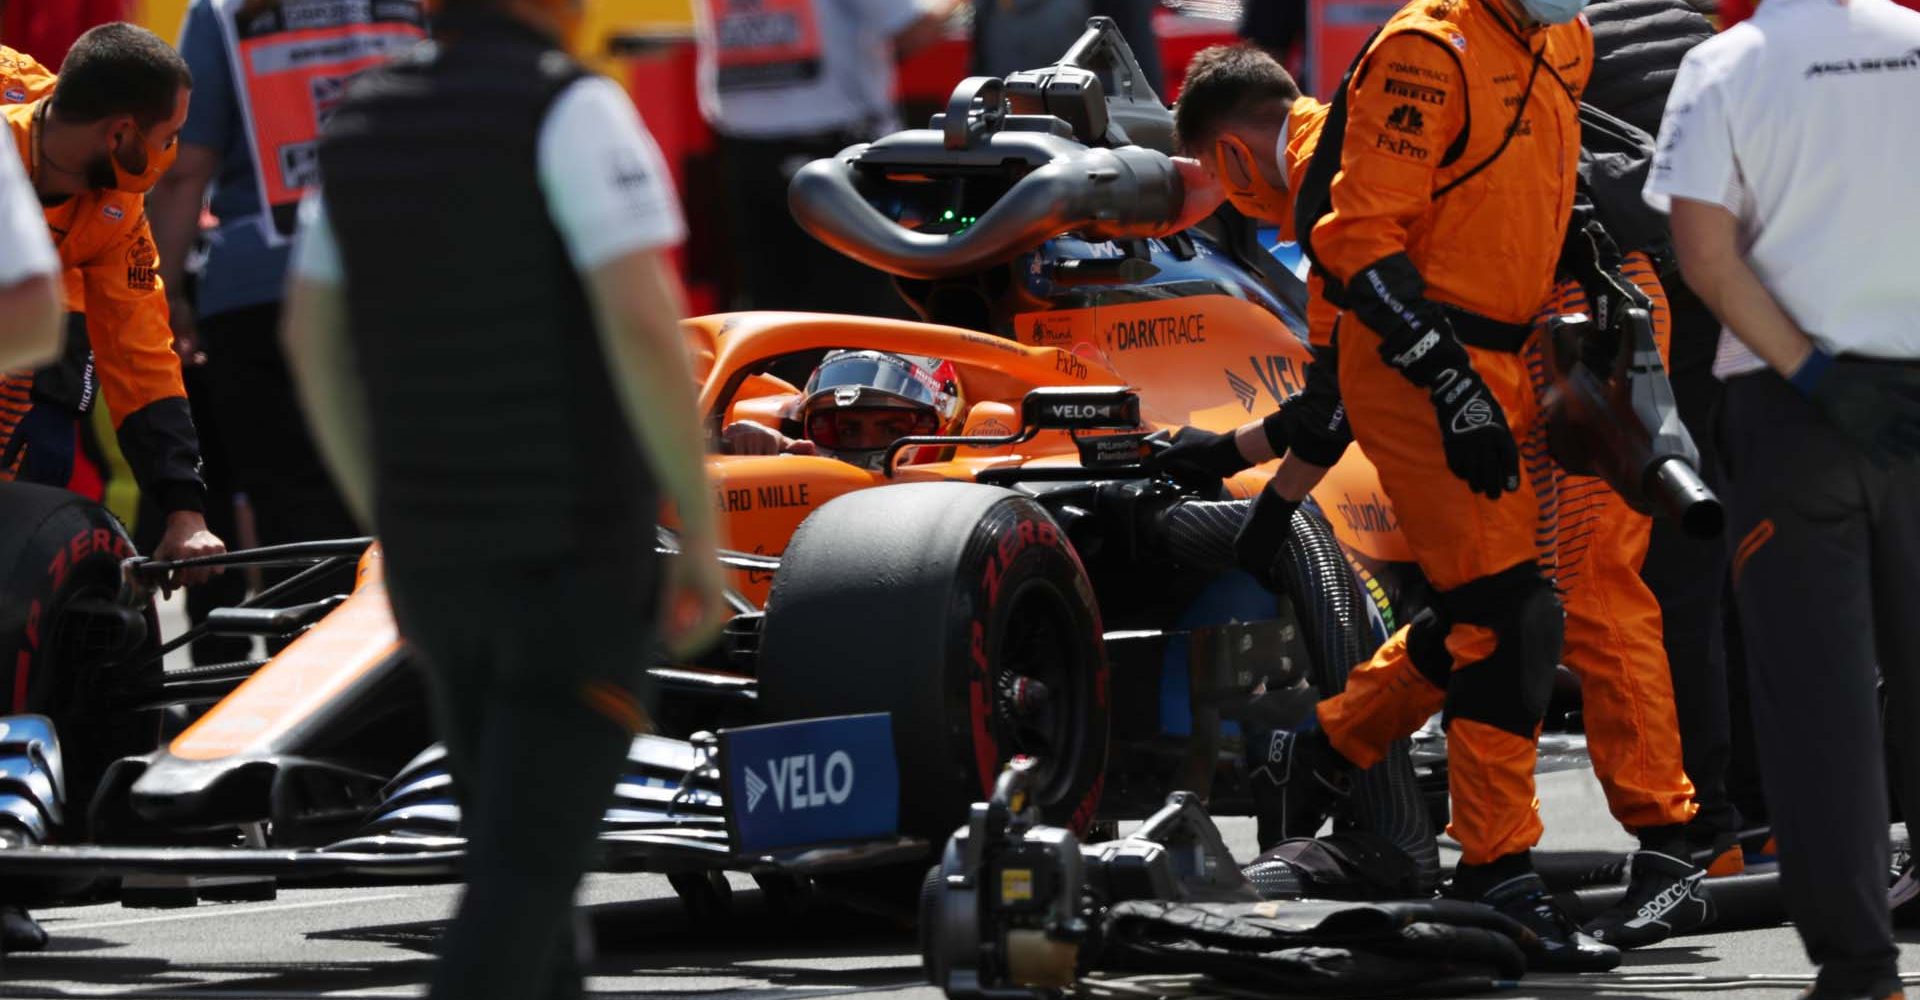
[1382,76,1448,106]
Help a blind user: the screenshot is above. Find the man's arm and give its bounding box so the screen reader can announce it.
[0,275,62,372]
[1668,197,1813,377]
[1308,34,1464,283]
[147,143,222,352]
[0,127,62,370]
[583,250,715,550]
[281,272,374,527]
[82,210,226,576]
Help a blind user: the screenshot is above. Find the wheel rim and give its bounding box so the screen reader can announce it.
[992,579,1088,807]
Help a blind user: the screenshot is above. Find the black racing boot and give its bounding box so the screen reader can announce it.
[1,905,46,952]
[1582,850,1715,948]
[1243,681,1351,851]
[1453,858,1620,973]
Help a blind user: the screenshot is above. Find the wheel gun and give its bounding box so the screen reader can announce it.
[1542,308,1724,539]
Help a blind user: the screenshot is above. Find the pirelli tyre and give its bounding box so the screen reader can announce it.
[0,482,161,833]
[757,482,1110,843]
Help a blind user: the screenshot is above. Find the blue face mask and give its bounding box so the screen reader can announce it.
[1518,0,1587,23]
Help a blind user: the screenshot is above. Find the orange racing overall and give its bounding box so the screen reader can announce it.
[1306,0,1591,866]
[1319,253,1698,845]
[1,100,205,513]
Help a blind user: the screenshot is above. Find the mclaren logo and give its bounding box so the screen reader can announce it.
[743,752,856,813]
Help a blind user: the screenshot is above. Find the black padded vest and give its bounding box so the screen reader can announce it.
[318,11,655,566]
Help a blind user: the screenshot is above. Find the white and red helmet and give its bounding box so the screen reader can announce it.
[794,351,964,470]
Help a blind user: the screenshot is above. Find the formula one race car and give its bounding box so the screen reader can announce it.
[0,16,1716,919]
[0,21,1435,915]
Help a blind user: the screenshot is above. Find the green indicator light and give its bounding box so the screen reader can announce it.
[942,210,955,221]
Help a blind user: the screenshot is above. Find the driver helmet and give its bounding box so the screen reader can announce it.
[793,350,964,470]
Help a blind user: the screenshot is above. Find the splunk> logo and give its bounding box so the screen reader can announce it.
[744,752,855,813]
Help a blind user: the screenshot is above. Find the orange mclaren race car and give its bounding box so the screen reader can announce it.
[0,21,1447,923]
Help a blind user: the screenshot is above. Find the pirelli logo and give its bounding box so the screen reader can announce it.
[1383,77,1447,105]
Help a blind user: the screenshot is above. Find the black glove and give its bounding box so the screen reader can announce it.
[1793,350,1920,467]
[1154,426,1252,485]
[1349,254,1521,500]
[1234,485,1302,586]
[1269,343,1353,468]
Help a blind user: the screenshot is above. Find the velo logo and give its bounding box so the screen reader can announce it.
[742,751,857,813]
[721,713,898,853]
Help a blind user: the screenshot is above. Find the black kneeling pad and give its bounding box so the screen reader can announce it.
[1099,897,1529,996]
[1243,830,1427,901]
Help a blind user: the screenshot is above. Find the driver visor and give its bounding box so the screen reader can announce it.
[804,354,942,408]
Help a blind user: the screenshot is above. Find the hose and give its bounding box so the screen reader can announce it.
[1156,498,1440,889]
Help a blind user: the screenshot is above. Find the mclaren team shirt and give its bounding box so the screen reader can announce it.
[1642,0,1920,378]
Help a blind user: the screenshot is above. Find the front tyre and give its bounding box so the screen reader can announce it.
[757,482,1109,842]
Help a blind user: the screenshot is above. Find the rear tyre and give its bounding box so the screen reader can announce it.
[0,483,160,833]
[1281,501,1439,890]
[757,482,1110,844]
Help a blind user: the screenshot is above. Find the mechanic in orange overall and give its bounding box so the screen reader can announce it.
[1158,0,1622,966]
[1159,42,1720,955]
[2,25,224,578]
[1160,41,1710,955]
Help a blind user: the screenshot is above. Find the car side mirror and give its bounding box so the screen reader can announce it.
[1020,386,1141,431]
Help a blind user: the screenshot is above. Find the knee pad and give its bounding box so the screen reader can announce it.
[1436,562,1565,739]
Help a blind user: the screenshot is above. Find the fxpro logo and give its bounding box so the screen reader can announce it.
[743,751,856,813]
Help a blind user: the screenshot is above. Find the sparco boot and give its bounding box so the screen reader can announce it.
[1582,850,1715,948]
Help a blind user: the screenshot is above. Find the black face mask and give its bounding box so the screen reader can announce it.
[84,152,118,192]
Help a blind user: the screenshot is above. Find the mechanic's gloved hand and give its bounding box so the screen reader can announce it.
[1349,254,1520,499]
[1430,367,1522,500]
[1234,485,1301,586]
[1153,426,1252,485]
[1271,344,1354,467]
[1792,349,1920,466]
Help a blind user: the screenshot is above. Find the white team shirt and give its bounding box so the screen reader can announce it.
[1643,0,1920,378]
[293,76,685,282]
[0,142,57,287]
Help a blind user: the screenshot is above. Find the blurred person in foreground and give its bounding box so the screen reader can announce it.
[282,0,730,996]
[0,83,60,372]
